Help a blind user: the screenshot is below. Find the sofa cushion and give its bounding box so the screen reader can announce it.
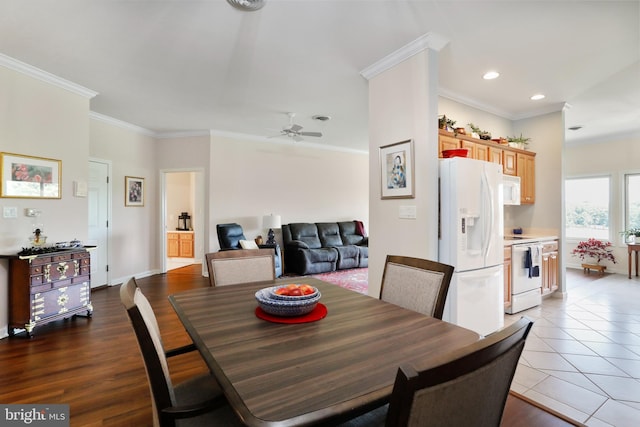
[335,245,360,270]
[288,223,322,249]
[317,223,343,247]
[338,221,367,246]
[217,223,246,249]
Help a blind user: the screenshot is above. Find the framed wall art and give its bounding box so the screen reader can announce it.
[125,176,145,207]
[379,139,414,199]
[0,152,62,199]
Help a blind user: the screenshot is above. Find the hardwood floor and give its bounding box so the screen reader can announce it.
[0,265,581,426]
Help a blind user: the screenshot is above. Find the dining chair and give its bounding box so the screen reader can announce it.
[205,248,276,287]
[379,255,454,319]
[120,278,243,427]
[337,317,534,427]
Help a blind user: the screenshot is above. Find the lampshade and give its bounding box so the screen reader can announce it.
[263,214,281,230]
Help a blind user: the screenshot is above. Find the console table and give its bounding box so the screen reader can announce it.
[1,247,95,337]
[628,244,640,279]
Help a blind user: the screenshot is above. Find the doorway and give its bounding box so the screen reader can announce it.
[161,169,205,273]
[88,159,111,288]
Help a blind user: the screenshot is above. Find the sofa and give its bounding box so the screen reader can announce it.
[216,223,282,278]
[282,221,368,275]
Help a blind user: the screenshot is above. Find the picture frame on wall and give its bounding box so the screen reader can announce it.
[125,176,145,207]
[0,152,62,199]
[379,139,414,199]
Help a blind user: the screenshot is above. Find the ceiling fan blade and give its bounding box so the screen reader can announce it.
[300,131,323,137]
[290,124,303,132]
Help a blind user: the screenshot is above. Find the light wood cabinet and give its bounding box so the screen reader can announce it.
[504,246,512,311]
[503,151,517,176]
[541,241,558,296]
[489,146,503,167]
[167,231,194,258]
[460,139,477,159]
[517,152,536,204]
[438,133,460,157]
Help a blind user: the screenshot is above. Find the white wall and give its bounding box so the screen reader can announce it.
[89,118,159,283]
[439,96,512,139]
[0,65,92,337]
[166,172,195,230]
[564,133,640,274]
[208,134,369,252]
[367,49,440,299]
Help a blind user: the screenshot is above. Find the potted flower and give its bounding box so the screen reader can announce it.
[571,238,617,273]
[620,228,640,244]
[438,115,457,132]
[467,123,491,140]
[507,133,531,149]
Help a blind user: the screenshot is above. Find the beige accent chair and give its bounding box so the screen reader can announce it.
[379,255,454,319]
[205,248,276,287]
[120,278,243,427]
[337,317,534,427]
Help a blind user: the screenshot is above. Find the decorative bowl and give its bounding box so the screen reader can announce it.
[442,148,469,158]
[255,288,321,317]
[268,285,319,301]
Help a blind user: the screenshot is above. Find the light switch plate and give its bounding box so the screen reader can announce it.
[3,206,18,218]
[399,205,417,219]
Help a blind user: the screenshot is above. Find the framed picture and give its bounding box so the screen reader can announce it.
[379,139,414,199]
[0,152,62,199]
[125,176,145,207]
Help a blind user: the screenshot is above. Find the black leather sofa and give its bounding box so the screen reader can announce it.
[282,221,368,275]
[216,223,282,278]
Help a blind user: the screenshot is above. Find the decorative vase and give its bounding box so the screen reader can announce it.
[635,236,640,244]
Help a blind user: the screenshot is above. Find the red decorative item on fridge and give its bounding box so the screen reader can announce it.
[442,149,469,158]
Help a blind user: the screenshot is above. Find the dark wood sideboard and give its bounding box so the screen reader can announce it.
[2,247,94,337]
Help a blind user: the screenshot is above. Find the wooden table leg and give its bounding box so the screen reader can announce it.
[636,250,639,277]
[630,249,633,279]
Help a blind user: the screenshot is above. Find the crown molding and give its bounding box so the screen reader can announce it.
[0,52,97,98]
[155,130,211,139]
[360,32,449,81]
[89,111,156,136]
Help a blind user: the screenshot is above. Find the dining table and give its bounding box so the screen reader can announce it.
[168,277,480,427]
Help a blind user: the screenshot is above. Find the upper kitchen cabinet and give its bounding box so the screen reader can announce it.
[516,152,536,204]
[438,129,536,204]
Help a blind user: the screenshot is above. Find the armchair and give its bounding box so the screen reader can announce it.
[216,223,282,277]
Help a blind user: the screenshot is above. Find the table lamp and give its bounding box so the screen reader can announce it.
[263,214,281,246]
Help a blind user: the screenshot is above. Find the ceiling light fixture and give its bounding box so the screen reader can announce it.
[530,94,545,101]
[226,0,265,11]
[568,126,583,131]
[483,71,500,80]
[312,115,331,122]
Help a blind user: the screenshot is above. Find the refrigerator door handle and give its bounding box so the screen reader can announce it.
[481,168,494,261]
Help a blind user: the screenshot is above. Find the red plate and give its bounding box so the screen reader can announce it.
[255,303,327,324]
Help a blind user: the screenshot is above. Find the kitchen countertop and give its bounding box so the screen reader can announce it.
[503,235,558,246]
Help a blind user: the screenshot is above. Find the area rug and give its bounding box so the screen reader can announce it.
[311,268,368,294]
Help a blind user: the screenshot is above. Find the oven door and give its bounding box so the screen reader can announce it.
[511,243,542,294]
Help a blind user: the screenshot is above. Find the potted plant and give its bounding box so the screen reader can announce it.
[507,133,531,149]
[620,228,640,243]
[438,115,457,131]
[571,238,617,273]
[467,123,491,140]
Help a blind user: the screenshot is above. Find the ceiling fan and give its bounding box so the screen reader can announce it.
[277,113,323,142]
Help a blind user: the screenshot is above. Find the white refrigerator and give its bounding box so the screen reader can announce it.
[439,157,504,337]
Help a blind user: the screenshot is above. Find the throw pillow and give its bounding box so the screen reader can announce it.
[239,239,259,250]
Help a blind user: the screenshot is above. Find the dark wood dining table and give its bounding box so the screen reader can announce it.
[168,278,480,427]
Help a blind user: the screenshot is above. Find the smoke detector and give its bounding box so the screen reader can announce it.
[227,0,265,11]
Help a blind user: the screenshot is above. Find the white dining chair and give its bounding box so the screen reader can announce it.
[205,248,276,287]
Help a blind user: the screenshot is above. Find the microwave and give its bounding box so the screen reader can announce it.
[503,175,521,205]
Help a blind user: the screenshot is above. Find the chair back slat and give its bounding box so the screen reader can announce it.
[205,249,275,287]
[386,317,533,427]
[380,255,454,319]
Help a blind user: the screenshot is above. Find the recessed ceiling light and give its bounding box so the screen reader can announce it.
[483,71,500,80]
[530,94,545,101]
[226,0,265,11]
[312,115,331,122]
[568,126,583,131]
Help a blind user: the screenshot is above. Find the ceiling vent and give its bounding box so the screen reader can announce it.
[227,0,265,11]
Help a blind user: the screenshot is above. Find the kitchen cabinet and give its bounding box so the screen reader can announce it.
[438,133,460,157]
[541,241,559,296]
[517,152,536,204]
[504,246,512,310]
[460,139,477,159]
[2,247,94,337]
[503,151,517,176]
[167,231,194,258]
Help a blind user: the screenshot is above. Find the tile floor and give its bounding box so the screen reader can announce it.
[506,268,640,426]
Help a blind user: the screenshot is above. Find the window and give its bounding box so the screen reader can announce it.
[565,176,611,239]
[625,173,640,231]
